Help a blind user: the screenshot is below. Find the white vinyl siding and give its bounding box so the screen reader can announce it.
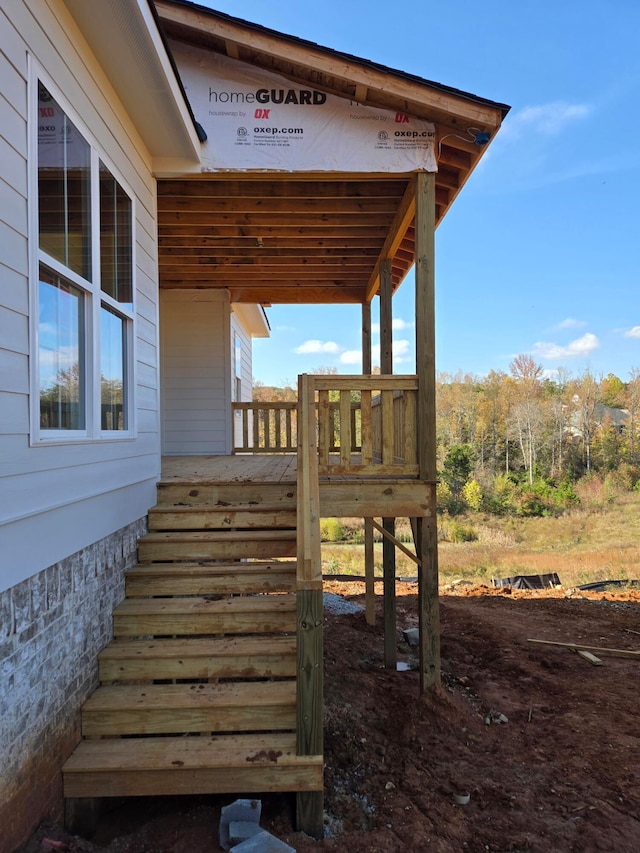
[0,0,162,591]
[160,289,231,455]
[230,309,253,403]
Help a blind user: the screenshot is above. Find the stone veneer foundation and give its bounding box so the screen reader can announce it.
[0,518,146,853]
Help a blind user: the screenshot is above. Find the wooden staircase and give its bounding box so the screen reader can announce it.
[62,481,323,833]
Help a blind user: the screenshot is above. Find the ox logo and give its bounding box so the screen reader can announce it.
[254,108,271,119]
[395,113,409,123]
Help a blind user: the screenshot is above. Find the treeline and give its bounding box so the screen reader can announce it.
[436,356,640,516]
[254,357,640,516]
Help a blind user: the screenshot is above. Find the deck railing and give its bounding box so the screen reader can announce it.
[234,376,419,477]
[313,375,419,477]
[232,401,298,453]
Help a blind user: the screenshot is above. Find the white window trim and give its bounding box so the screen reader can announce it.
[28,59,137,445]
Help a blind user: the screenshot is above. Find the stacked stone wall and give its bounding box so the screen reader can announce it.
[0,518,146,853]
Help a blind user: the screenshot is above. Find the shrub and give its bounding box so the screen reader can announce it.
[320,518,346,542]
[462,479,483,511]
[439,517,477,543]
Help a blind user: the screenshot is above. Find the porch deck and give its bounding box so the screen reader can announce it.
[160,454,431,518]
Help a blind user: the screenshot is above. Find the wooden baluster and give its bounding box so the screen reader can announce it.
[340,390,351,468]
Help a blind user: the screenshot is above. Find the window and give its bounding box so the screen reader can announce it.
[234,332,242,402]
[35,78,134,439]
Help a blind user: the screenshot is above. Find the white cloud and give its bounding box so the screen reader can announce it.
[393,339,411,360]
[371,318,414,334]
[340,349,362,365]
[503,101,592,140]
[294,339,341,355]
[624,326,640,339]
[532,332,599,360]
[555,317,587,331]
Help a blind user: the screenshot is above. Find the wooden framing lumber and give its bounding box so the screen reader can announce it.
[528,639,640,659]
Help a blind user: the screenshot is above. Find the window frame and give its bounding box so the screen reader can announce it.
[29,64,136,445]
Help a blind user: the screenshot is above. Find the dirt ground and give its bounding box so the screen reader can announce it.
[23,582,640,853]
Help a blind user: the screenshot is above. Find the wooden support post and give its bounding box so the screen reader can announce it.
[364,518,375,626]
[382,517,396,668]
[361,302,376,625]
[296,587,324,838]
[65,797,105,838]
[296,374,324,837]
[379,259,396,668]
[415,171,440,690]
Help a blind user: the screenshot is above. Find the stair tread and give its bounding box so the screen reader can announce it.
[126,561,296,577]
[149,504,296,513]
[99,635,296,661]
[125,560,297,580]
[85,680,295,711]
[63,733,320,773]
[140,530,296,542]
[114,594,296,616]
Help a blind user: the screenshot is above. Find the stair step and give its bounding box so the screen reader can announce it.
[125,561,297,597]
[82,680,296,736]
[63,732,323,798]
[112,594,297,637]
[156,483,297,508]
[99,636,297,682]
[138,530,297,561]
[147,506,297,531]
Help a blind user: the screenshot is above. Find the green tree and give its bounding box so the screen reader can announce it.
[442,443,475,501]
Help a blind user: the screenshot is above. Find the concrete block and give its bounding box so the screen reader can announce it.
[229,821,263,846]
[219,799,262,851]
[230,830,296,853]
[402,627,420,647]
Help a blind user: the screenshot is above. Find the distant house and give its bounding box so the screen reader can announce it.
[0,1,508,847]
[568,402,629,437]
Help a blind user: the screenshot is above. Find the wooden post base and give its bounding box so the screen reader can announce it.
[296,790,324,839]
[64,797,105,838]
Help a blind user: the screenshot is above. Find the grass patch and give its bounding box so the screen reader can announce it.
[317,493,640,587]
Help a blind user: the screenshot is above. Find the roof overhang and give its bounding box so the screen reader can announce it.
[232,303,271,338]
[152,0,510,305]
[62,0,202,171]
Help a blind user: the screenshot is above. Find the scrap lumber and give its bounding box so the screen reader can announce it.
[575,649,603,666]
[528,638,640,660]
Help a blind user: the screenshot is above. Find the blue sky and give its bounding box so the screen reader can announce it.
[197,0,640,387]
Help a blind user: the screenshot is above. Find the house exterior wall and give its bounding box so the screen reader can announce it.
[0,2,166,846]
[160,289,232,455]
[231,307,254,403]
[0,0,161,593]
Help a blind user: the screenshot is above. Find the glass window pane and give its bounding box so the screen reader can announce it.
[100,161,132,306]
[101,306,127,430]
[39,266,85,430]
[38,82,91,280]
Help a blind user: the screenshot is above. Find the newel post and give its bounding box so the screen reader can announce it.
[295,374,324,837]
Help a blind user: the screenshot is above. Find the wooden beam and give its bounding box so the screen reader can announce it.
[365,176,417,301]
[158,196,401,214]
[158,179,409,199]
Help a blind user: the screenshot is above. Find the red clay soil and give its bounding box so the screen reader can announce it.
[22,583,640,853]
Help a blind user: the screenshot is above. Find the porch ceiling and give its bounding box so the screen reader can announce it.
[155,0,510,305]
